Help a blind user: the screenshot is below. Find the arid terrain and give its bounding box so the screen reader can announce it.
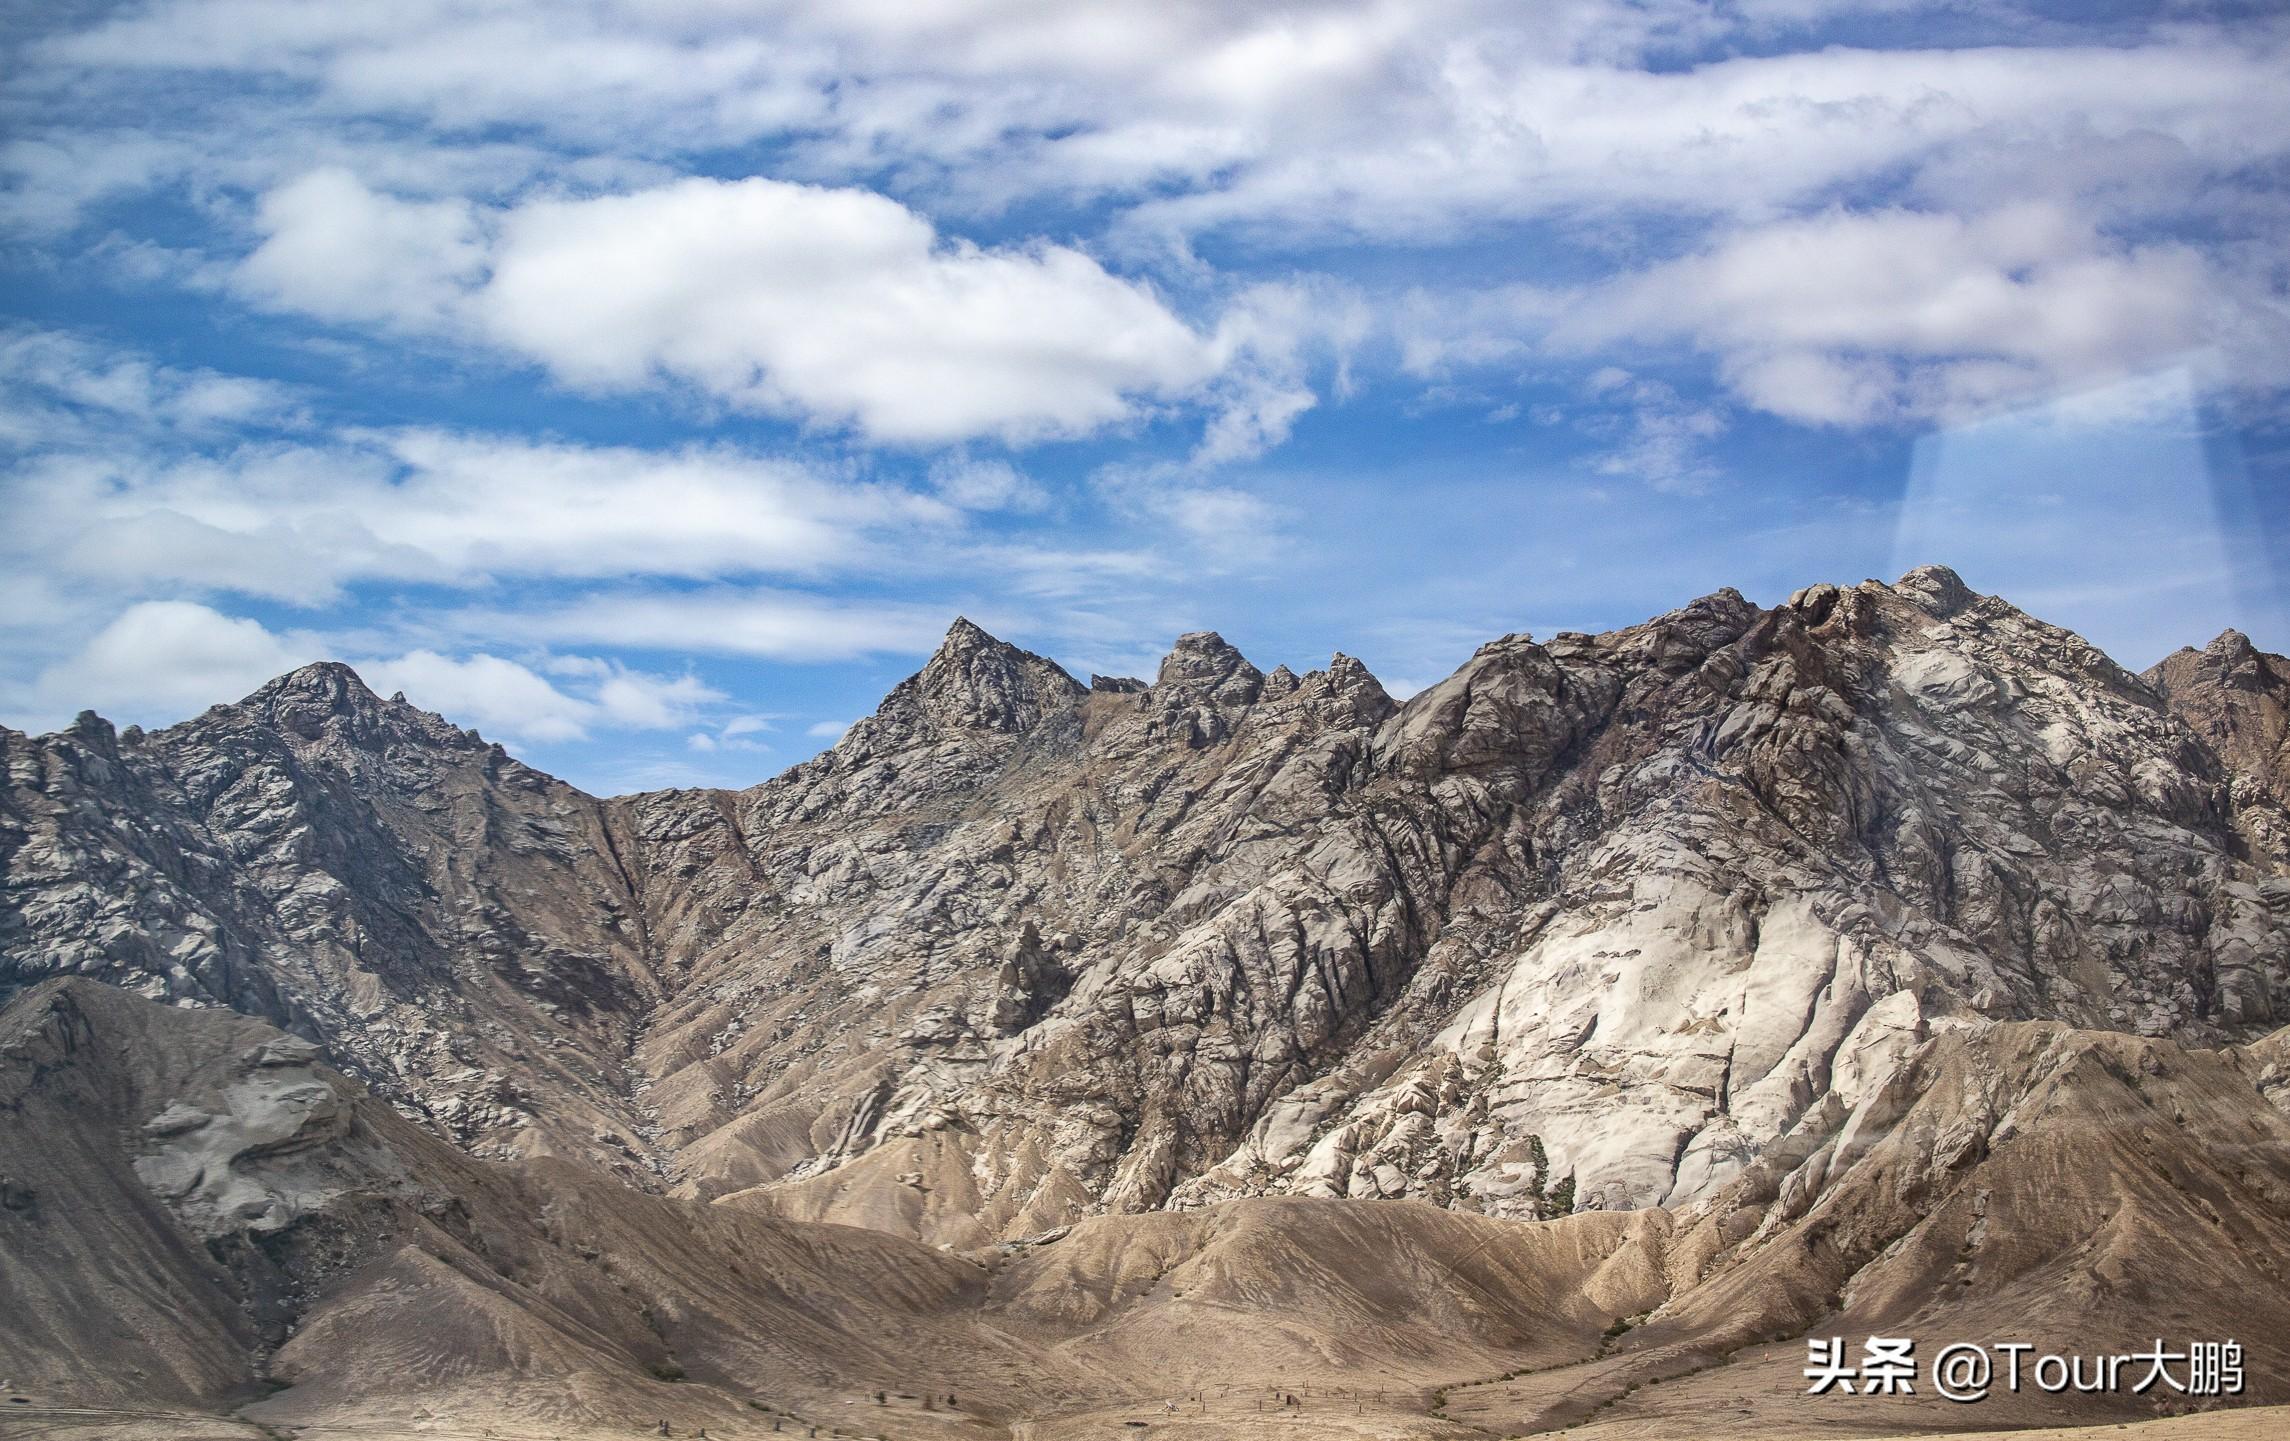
[5,567,2289,1438]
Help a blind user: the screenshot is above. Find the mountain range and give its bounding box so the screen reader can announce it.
[3,565,2288,1439]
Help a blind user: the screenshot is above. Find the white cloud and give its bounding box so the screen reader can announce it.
[479,176,1225,444]
[476,588,951,661]
[805,719,851,741]
[40,3,830,153]
[1114,28,2290,245]
[592,667,724,730]
[1162,487,1282,547]
[7,424,948,604]
[0,327,307,448]
[1549,205,2234,426]
[1191,378,1315,468]
[60,3,2284,247]
[229,170,1231,445]
[1577,369,1728,491]
[0,132,171,234]
[689,708,777,754]
[236,167,487,329]
[1188,279,1370,466]
[14,4,2287,453]
[1392,283,1565,380]
[10,597,739,745]
[25,600,316,726]
[928,457,1047,513]
[358,649,595,743]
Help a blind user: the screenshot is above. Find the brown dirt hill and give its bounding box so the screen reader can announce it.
[5,981,2288,1440]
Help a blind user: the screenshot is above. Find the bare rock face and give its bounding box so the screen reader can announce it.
[2145,628,2290,863]
[8,969,2290,1436]
[4,573,2288,1247]
[1437,1013,2290,1435]
[0,663,658,1169]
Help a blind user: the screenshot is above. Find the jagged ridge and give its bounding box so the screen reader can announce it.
[3,568,2287,1246]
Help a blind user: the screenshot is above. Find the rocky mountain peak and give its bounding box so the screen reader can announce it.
[876,618,1086,737]
[1890,562,1976,616]
[244,660,382,713]
[2204,627,2264,675]
[1310,652,1398,722]
[229,660,485,754]
[65,708,118,751]
[2146,628,2281,699]
[939,614,999,655]
[1324,652,1372,686]
[1153,631,1264,706]
[9,576,2290,1275]
[2142,626,2290,861]
[236,661,394,738]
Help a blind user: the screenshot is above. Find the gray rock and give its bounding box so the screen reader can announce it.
[4,571,2286,1243]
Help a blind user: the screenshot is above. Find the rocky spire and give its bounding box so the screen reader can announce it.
[230,662,410,744]
[1152,632,1263,707]
[1890,563,1976,617]
[2144,627,2274,702]
[874,618,1086,737]
[1314,652,1397,722]
[231,661,482,750]
[242,661,384,717]
[2207,627,2259,665]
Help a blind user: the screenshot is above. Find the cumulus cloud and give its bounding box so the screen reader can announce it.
[482,176,1225,443]
[1551,205,2228,425]
[237,167,487,329]
[229,170,1230,445]
[357,649,596,742]
[14,3,2287,445]
[26,600,317,725]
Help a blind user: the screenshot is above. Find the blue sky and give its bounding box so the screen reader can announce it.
[3,1,2286,794]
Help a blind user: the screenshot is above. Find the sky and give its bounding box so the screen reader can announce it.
[2,0,2286,795]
